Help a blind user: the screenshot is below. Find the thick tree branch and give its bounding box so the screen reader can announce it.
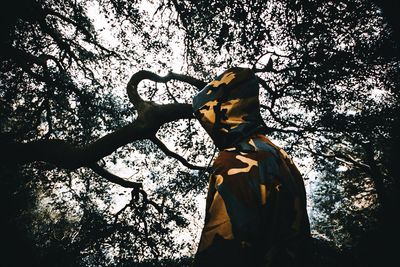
[0,116,156,169]
[126,70,206,109]
[1,70,202,172]
[363,142,387,206]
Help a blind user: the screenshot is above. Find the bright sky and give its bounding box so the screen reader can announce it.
[82,0,334,258]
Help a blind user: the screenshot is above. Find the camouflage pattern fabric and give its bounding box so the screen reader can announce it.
[192,68,310,267]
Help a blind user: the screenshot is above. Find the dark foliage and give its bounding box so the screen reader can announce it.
[0,0,399,266]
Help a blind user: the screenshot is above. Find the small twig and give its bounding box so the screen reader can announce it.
[113,186,162,224]
[165,83,179,103]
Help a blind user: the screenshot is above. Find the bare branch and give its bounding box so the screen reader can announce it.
[126,70,206,108]
[1,70,201,174]
[165,83,179,103]
[0,44,64,71]
[257,77,276,97]
[304,145,371,173]
[260,104,307,134]
[253,54,273,72]
[43,8,118,57]
[89,163,142,189]
[113,187,162,225]
[0,103,194,170]
[0,119,156,168]
[150,137,206,171]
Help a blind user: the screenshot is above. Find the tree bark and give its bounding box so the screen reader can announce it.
[1,70,203,170]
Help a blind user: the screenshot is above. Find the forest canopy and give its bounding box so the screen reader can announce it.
[1,0,399,266]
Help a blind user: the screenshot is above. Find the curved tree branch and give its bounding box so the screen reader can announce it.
[260,104,306,132]
[1,70,204,176]
[150,137,206,171]
[126,70,206,109]
[1,120,153,169]
[1,103,193,169]
[89,163,142,189]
